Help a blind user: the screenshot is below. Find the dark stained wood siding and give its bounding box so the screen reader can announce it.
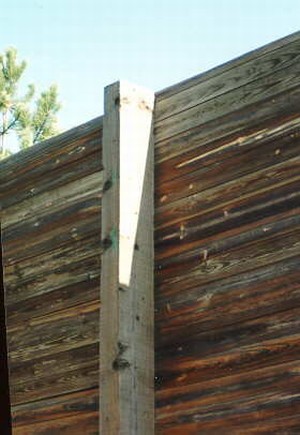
[0,226,12,434]
[1,117,103,434]
[1,31,300,434]
[154,32,300,433]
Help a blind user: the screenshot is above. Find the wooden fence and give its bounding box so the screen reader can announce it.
[154,31,300,434]
[1,118,103,433]
[1,31,300,434]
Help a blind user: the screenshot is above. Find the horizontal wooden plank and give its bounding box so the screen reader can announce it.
[3,217,101,267]
[2,197,101,264]
[156,31,300,100]
[156,228,300,302]
[12,387,98,427]
[155,120,300,202]
[3,149,102,210]
[3,195,101,248]
[1,129,103,209]
[1,116,102,189]
[156,207,300,271]
[156,361,300,433]
[5,253,101,308]
[7,276,100,328]
[157,305,300,364]
[157,394,300,434]
[157,208,300,267]
[156,359,300,412]
[155,86,300,163]
[156,156,299,230]
[7,301,99,362]
[156,36,300,120]
[234,417,300,435]
[10,343,98,405]
[156,255,300,338]
[154,33,300,434]
[13,412,99,435]
[1,171,103,230]
[156,183,300,261]
[155,62,300,144]
[156,327,300,390]
[12,387,99,433]
[4,235,101,306]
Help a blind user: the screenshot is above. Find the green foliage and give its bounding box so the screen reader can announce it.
[16,84,61,149]
[0,47,60,159]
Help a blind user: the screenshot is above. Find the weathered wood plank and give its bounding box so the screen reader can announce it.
[157,394,300,434]
[4,236,101,306]
[6,277,100,327]
[1,171,103,230]
[155,86,300,163]
[1,116,102,188]
[2,197,101,264]
[155,62,300,144]
[1,132,102,209]
[100,81,154,434]
[12,387,98,427]
[13,412,99,435]
[0,226,12,434]
[157,305,300,369]
[156,226,300,295]
[156,35,300,120]
[156,159,299,232]
[156,329,300,391]
[156,210,300,286]
[156,255,300,334]
[154,32,300,432]
[5,252,101,308]
[156,120,300,202]
[156,360,300,434]
[156,31,300,101]
[155,184,299,264]
[3,216,101,266]
[7,301,99,362]
[156,360,300,412]
[10,343,99,404]
[3,195,101,248]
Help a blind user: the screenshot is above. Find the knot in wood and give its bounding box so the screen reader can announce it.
[112,357,131,371]
[103,178,113,192]
[101,236,112,251]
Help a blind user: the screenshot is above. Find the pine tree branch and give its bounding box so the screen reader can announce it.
[0,113,20,136]
[32,112,50,144]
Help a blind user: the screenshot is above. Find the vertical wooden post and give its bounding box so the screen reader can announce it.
[100,81,154,434]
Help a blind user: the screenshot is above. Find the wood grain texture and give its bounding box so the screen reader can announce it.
[154,32,300,433]
[156,360,300,434]
[155,62,300,144]
[1,31,300,434]
[1,117,103,209]
[10,348,99,405]
[156,31,300,101]
[156,35,300,121]
[0,226,12,434]
[1,118,102,433]
[155,85,300,164]
[100,81,154,435]
[12,387,99,434]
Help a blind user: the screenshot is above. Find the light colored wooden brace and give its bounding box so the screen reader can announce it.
[100,81,154,434]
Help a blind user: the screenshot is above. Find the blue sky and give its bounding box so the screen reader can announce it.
[1,0,300,150]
